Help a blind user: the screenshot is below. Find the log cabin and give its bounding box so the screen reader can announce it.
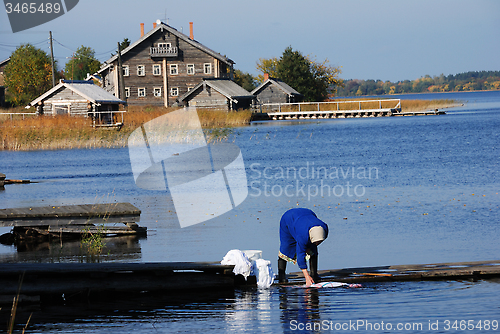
[98,21,235,107]
[251,74,303,105]
[178,79,254,110]
[29,80,126,127]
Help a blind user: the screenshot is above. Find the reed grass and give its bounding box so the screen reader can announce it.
[0,106,253,151]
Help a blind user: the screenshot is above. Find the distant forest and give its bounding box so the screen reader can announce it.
[336,71,500,97]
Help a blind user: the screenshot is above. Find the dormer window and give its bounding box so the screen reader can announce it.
[158,43,171,48]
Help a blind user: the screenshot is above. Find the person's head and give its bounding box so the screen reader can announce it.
[309,226,326,246]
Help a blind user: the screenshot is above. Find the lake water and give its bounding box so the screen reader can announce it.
[1,91,499,333]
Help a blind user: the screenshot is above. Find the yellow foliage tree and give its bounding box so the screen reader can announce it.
[4,44,54,106]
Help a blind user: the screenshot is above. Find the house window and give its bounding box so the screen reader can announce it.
[187,64,195,75]
[137,65,145,76]
[170,87,179,96]
[153,64,161,76]
[158,42,171,48]
[53,103,70,115]
[153,87,162,97]
[204,63,212,75]
[123,65,129,77]
[125,87,130,98]
[170,64,178,75]
[138,87,146,97]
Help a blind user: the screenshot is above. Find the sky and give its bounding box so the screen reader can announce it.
[1,0,499,82]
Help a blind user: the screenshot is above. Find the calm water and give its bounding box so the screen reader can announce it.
[1,91,499,333]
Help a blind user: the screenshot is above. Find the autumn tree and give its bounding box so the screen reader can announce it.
[256,47,343,102]
[64,45,101,80]
[255,57,279,83]
[4,44,54,106]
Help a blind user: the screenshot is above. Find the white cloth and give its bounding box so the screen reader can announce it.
[221,249,252,279]
[254,258,275,289]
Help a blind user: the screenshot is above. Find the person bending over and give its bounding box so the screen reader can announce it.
[278,208,328,286]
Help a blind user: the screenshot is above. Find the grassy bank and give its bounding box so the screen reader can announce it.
[0,106,252,151]
[0,99,457,151]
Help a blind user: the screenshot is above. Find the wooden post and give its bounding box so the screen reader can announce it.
[117,43,126,102]
[163,58,168,107]
[49,31,56,87]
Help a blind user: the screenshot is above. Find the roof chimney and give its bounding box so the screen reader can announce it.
[264,73,269,81]
[140,23,144,37]
[189,22,194,40]
[153,22,157,29]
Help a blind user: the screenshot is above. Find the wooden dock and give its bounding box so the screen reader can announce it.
[0,203,145,242]
[253,99,446,121]
[284,260,500,284]
[0,262,235,299]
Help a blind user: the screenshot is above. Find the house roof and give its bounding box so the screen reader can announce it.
[0,58,10,68]
[99,22,234,73]
[178,79,253,103]
[30,80,126,106]
[251,78,302,97]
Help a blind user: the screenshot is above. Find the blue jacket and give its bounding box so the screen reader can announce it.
[279,208,329,269]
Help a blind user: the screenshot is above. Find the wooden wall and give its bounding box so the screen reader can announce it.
[187,86,228,108]
[104,29,232,107]
[255,85,289,104]
[39,87,89,115]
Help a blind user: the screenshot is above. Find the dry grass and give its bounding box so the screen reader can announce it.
[0,106,253,151]
[399,99,461,112]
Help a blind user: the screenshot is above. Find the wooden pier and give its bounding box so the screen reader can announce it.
[0,262,235,299]
[253,99,446,121]
[0,203,145,242]
[284,260,500,284]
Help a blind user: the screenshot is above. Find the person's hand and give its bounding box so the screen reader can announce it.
[302,269,315,286]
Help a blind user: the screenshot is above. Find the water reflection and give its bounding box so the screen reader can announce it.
[280,287,320,333]
[0,235,143,263]
[225,288,274,332]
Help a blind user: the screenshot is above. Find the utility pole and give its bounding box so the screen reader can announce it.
[49,31,56,87]
[117,42,126,101]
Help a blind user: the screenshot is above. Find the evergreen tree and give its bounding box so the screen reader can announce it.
[234,69,257,92]
[276,47,317,101]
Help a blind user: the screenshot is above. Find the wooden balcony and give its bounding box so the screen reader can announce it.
[150,46,178,58]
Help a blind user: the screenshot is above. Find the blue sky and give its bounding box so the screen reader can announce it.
[1,0,499,82]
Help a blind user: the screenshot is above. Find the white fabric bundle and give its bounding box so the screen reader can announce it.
[221,249,252,279]
[220,249,275,289]
[254,258,274,289]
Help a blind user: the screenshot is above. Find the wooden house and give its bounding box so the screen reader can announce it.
[98,21,235,107]
[178,79,254,110]
[0,58,9,107]
[251,74,303,105]
[29,80,126,126]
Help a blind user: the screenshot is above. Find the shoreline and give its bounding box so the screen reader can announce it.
[0,99,459,152]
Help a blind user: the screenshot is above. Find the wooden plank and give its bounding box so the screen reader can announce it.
[283,260,500,285]
[0,262,233,275]
[0,203,141,227]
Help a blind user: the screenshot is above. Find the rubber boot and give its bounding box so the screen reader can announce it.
[278,258,288,283]
[309,255,320,283]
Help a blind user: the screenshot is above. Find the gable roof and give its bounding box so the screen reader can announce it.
[101,22,234,70]
[251,78,302,97]
[30,80,125,106]
[178,79,253,103]
[0,58,10,68]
